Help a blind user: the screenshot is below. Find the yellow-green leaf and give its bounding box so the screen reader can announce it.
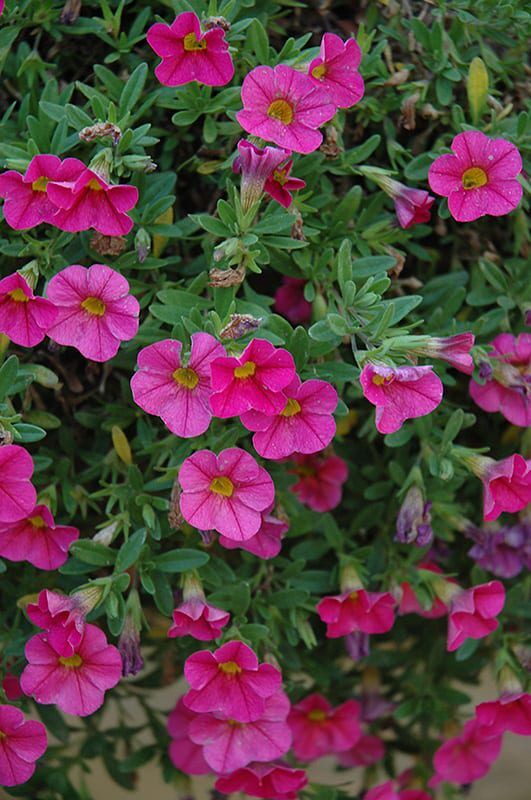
[467,57,489,124]
[112,425,133,465]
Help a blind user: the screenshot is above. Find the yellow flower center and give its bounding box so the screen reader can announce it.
[273,168,289,186]
[183,32,207,51]
[31,176,49,192]
[349,591,358,602]
[461,167,488,190]
[372,374,393,386]
[8,288,29,303]
[29,515,47,529]
[233,361,256,379]
[87,178,104,191]
[210,476,234,497]
[219,660,242,675]
[267,99,294,125]
[308,709,327,722]
[0,731,6,740]
[58,654,83,669]
[311,63,327,80]
[281,398,301,417]
[173,367,199,390]
[81,296,106,317]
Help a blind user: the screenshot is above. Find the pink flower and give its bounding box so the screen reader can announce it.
[146,12,234,88]
[274,277,311,324]
[48,167,138,235]
[430,719,502,786]
[360,363,443,434]
[308,33,364,109]
[237,65,337,155]
[215,762,308,800]
[130,334,224,438]
[189,690,292,774]
[428,130,523,222]
[0,2,4,15]
[168,599,230,642]
[167,698,210,776]
[265,160,306,208]
[20,623,122,716]
[417,333,475,374]
[288,693,361,761]
[241,377,338,460]
[477,454,531,521]
[475,692,531,736]
[46,263,139,362]
[399,562,449,620]
[0,155,76,230]
[179,448,275,541]
[0,272,57,348]
[387,180,435,228]
[26,589,99,657]
[0,704,47,787]
[2,674,23,702]
[469,333,530,427]
[0,445,36,524]
[0,504,78,570]
[338,733,385,767]
[183,640,282,722]
[317,590,396,638]
[210,338,296,418]
[364,782,431,800]
[447,580,505,652]
[233,139,291,211]
[219,508,288,559]
[289,452,348,512]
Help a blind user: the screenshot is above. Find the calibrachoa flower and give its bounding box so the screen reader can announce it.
[265,159,306,208]
[167,698,210,776]
[428,130,523,222]
[430,718,502,786]
[168,596,230,641]
[465,522,530,578]
[236,65,337,154]
[0,504,79,570]
[345,631,370,661]
[219,507,288,559]
[377,176,435,229]
[395,485,433,547]
[447,580,505,652]
[274,277,311,324]
[469,453,531,521]
[289,452,348,512]
[241,377,338,460]
[469,333,530,427]
[130,334,224,438]
[287,693,361,761]
[210,338,296,417]
[117,612,144,677]
[179,447,275,541]
[183,640,282,722]
[0,272,57,347]
[0,705,47,787]
[46,263,139,362]
[146,11,234,88]
[338,733,385,767]
[364,781,431,800]
[20,623,122,716]
[308,33,364,108]
[2,674,23,702]
[233,139,290,211]
[414,333,475,374]
[188,690,292,774]
[215,762,308,800]
[26,588,100,658]
[317,589,396,638]
[360,363,443,434]
[0,445,36,524]
[399,562,449,619]
[475,692,531,736]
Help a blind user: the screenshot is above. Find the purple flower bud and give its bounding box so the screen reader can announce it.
[345,631,370,661]
[478,360,493,380]
[118,615,144,677]
[395,486,433,547]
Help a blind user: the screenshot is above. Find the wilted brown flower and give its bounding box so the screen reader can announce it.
[209,264,246,287]
[203,16,231,32]
[220,314,262,340]
[320,125,342,159]
[400,91,420,131]
[168,476,184,530]
[291,209,306,241]
[89,232,127,257]
[60,0,82,24]
[79,122,122,144]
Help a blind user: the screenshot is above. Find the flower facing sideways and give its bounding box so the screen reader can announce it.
[446,580,505,652]
[215,762,308,800]
[0,272,57,348]
[308,33,364,109]
[0,504,78,570]
[0,705,47,787]
[317,589,396,638]
[219,507,288,559]
[0,445,37,525]
[469,453,531,522]
[233,139,291,211]
[469,333,530,427]
[475,692,531,736]
[289,452,348,512]
[26,588,102,658]
[168,574,230,642]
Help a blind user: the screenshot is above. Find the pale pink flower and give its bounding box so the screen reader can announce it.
[183,640,282,723]
[447,580,505,652]
[237,65,337,154]
[469,333,530,427]
[360,363,443,434]
[219,507,288,559]
[167,698,210,776]
[308,33,364,108]
[168,599,230,641]
[179,448,275,541]
[317,590,396,638]
[130,334,224,438]
[233,139,291,211]
[289,452,348,512]
[475,692,531,736]
[338,733,385,767]
[0,504,78,570]
[241,377,337,460]
[210,338,296,418]
[265,160,306,208]
[473,453,531,521]
[26,589,95,658]
[46,263,139,362]
[288,693,361,761]
[0,704,47,787]
[147,12,234,87]
[20,623,122,716]
[0,445,37,524]
[274,277,311,324]
[430,718,502,786]
[0,272,57,347]
[215,762,308,800]
[428,131,523,222]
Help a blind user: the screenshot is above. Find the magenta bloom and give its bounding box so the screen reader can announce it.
[27,589,94,658]
[265,160,306,208]
[179,448,275,541]
[308,33,364,109]
[2,674,23,702]
[168,599,230,642]
[469,333,530,427]
[48,167,138,235]
[131,334,224,438]
[399,562,449,620]
[338,733,385,767]
[46,263,139,362]
[210,338,296,418]
[188,690,292,774]
[0,154,71,230]
[289,452,348,512]
[447,580,505,652]
[288,693,361,762]
[388,180,435,229]
[431,719,502,786]
[478,453,531,521]
[0,504,78,571]
[147,12,234,88]
[274,277,311,324]
[360,363,443,434]
[241,377,338,460]
[317,590,396,638]
[183,640,282,723]
[167,698,210,776]
[475,692,531,736]
[420,333,475,374]
[364,782,431,800]
[219,508,288,560]
[0,272,56,348]
[0,445,36,524]
[0,704,47,787]
[233,139,291,211]
[428,130,523,222]
[216,762,308,800]
[237,65,336,155]
[20,623,122,716]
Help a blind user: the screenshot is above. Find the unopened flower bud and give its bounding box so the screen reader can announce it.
[135,228,151,264]
[93,520,120,546]
[60,0,82,24]
[345,631,370,661]
[395,485,433,547]
[118,613,144,677]
[88,148,113,181]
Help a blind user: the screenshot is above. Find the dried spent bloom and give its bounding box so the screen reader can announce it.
[0,705,47,787]
[0,445,37,524]
[219,313,262,340]
[79,122,122,144]
[215,762,308,800]
[345,631,371,661]
[469,333,530,427]
[0,272,57,348]
[287,693,361,761]
[289,452,348,512]
[308,33,364,109]
[395,485,433,547]
[274,277,312,324]
[89,232,127,257]
[0,504,79,570]
[360,363,443,434]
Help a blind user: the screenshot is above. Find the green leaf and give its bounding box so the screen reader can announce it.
[70,540,116,566]
[152,548,209,573]
[115,529,146,573]
[352,256,395,280]
[0,355,18,402]
[248,18,269,63]
[467,57,489,125]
